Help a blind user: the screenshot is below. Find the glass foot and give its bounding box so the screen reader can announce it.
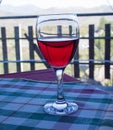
[44,102,78,115]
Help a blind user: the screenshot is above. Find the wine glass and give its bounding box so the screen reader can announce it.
[36,14,79,115]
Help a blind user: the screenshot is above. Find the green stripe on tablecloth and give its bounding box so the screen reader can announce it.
[0,109,13,116]
[56,116,102,125]
[0,88,112,104]
[77,97,113,104]
[0,124,50,130]
[0,92,56,100]
[0,124,18,130]
[0,92,112,104]
[101,119,113,127]
[0,109,60,122]
[0,109,107,126]
[16,126,50,130]
[0,90,37,98]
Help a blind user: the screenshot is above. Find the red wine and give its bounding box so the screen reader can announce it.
[38,39,79,68]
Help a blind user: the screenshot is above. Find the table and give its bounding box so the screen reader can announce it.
[0,68,79,82]
[0,70,113,130]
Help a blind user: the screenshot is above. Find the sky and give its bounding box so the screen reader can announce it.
[1,0,113,9]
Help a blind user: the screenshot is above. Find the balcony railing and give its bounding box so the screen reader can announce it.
[0,13,113,83]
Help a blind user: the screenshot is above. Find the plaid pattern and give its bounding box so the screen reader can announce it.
[0,78,113,130]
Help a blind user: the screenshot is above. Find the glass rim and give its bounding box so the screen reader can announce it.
[37,13,77,17]
[37,13,78,23]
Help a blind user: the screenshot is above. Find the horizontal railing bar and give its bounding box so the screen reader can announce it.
[0,59,46,63]
[0,12,113,19]
[71,59,113,64]
[77,12,113,17]
[0,59,113,64]
[0,37,113,40]
[0,38,37,40]
[80,37,113,39]
[0,15,38,19]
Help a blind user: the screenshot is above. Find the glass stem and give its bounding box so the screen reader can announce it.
[55,68,65,103]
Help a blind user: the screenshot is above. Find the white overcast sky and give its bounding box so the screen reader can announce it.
[1,0,113,8]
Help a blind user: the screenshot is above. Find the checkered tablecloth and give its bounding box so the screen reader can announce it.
[0,78,113,130]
